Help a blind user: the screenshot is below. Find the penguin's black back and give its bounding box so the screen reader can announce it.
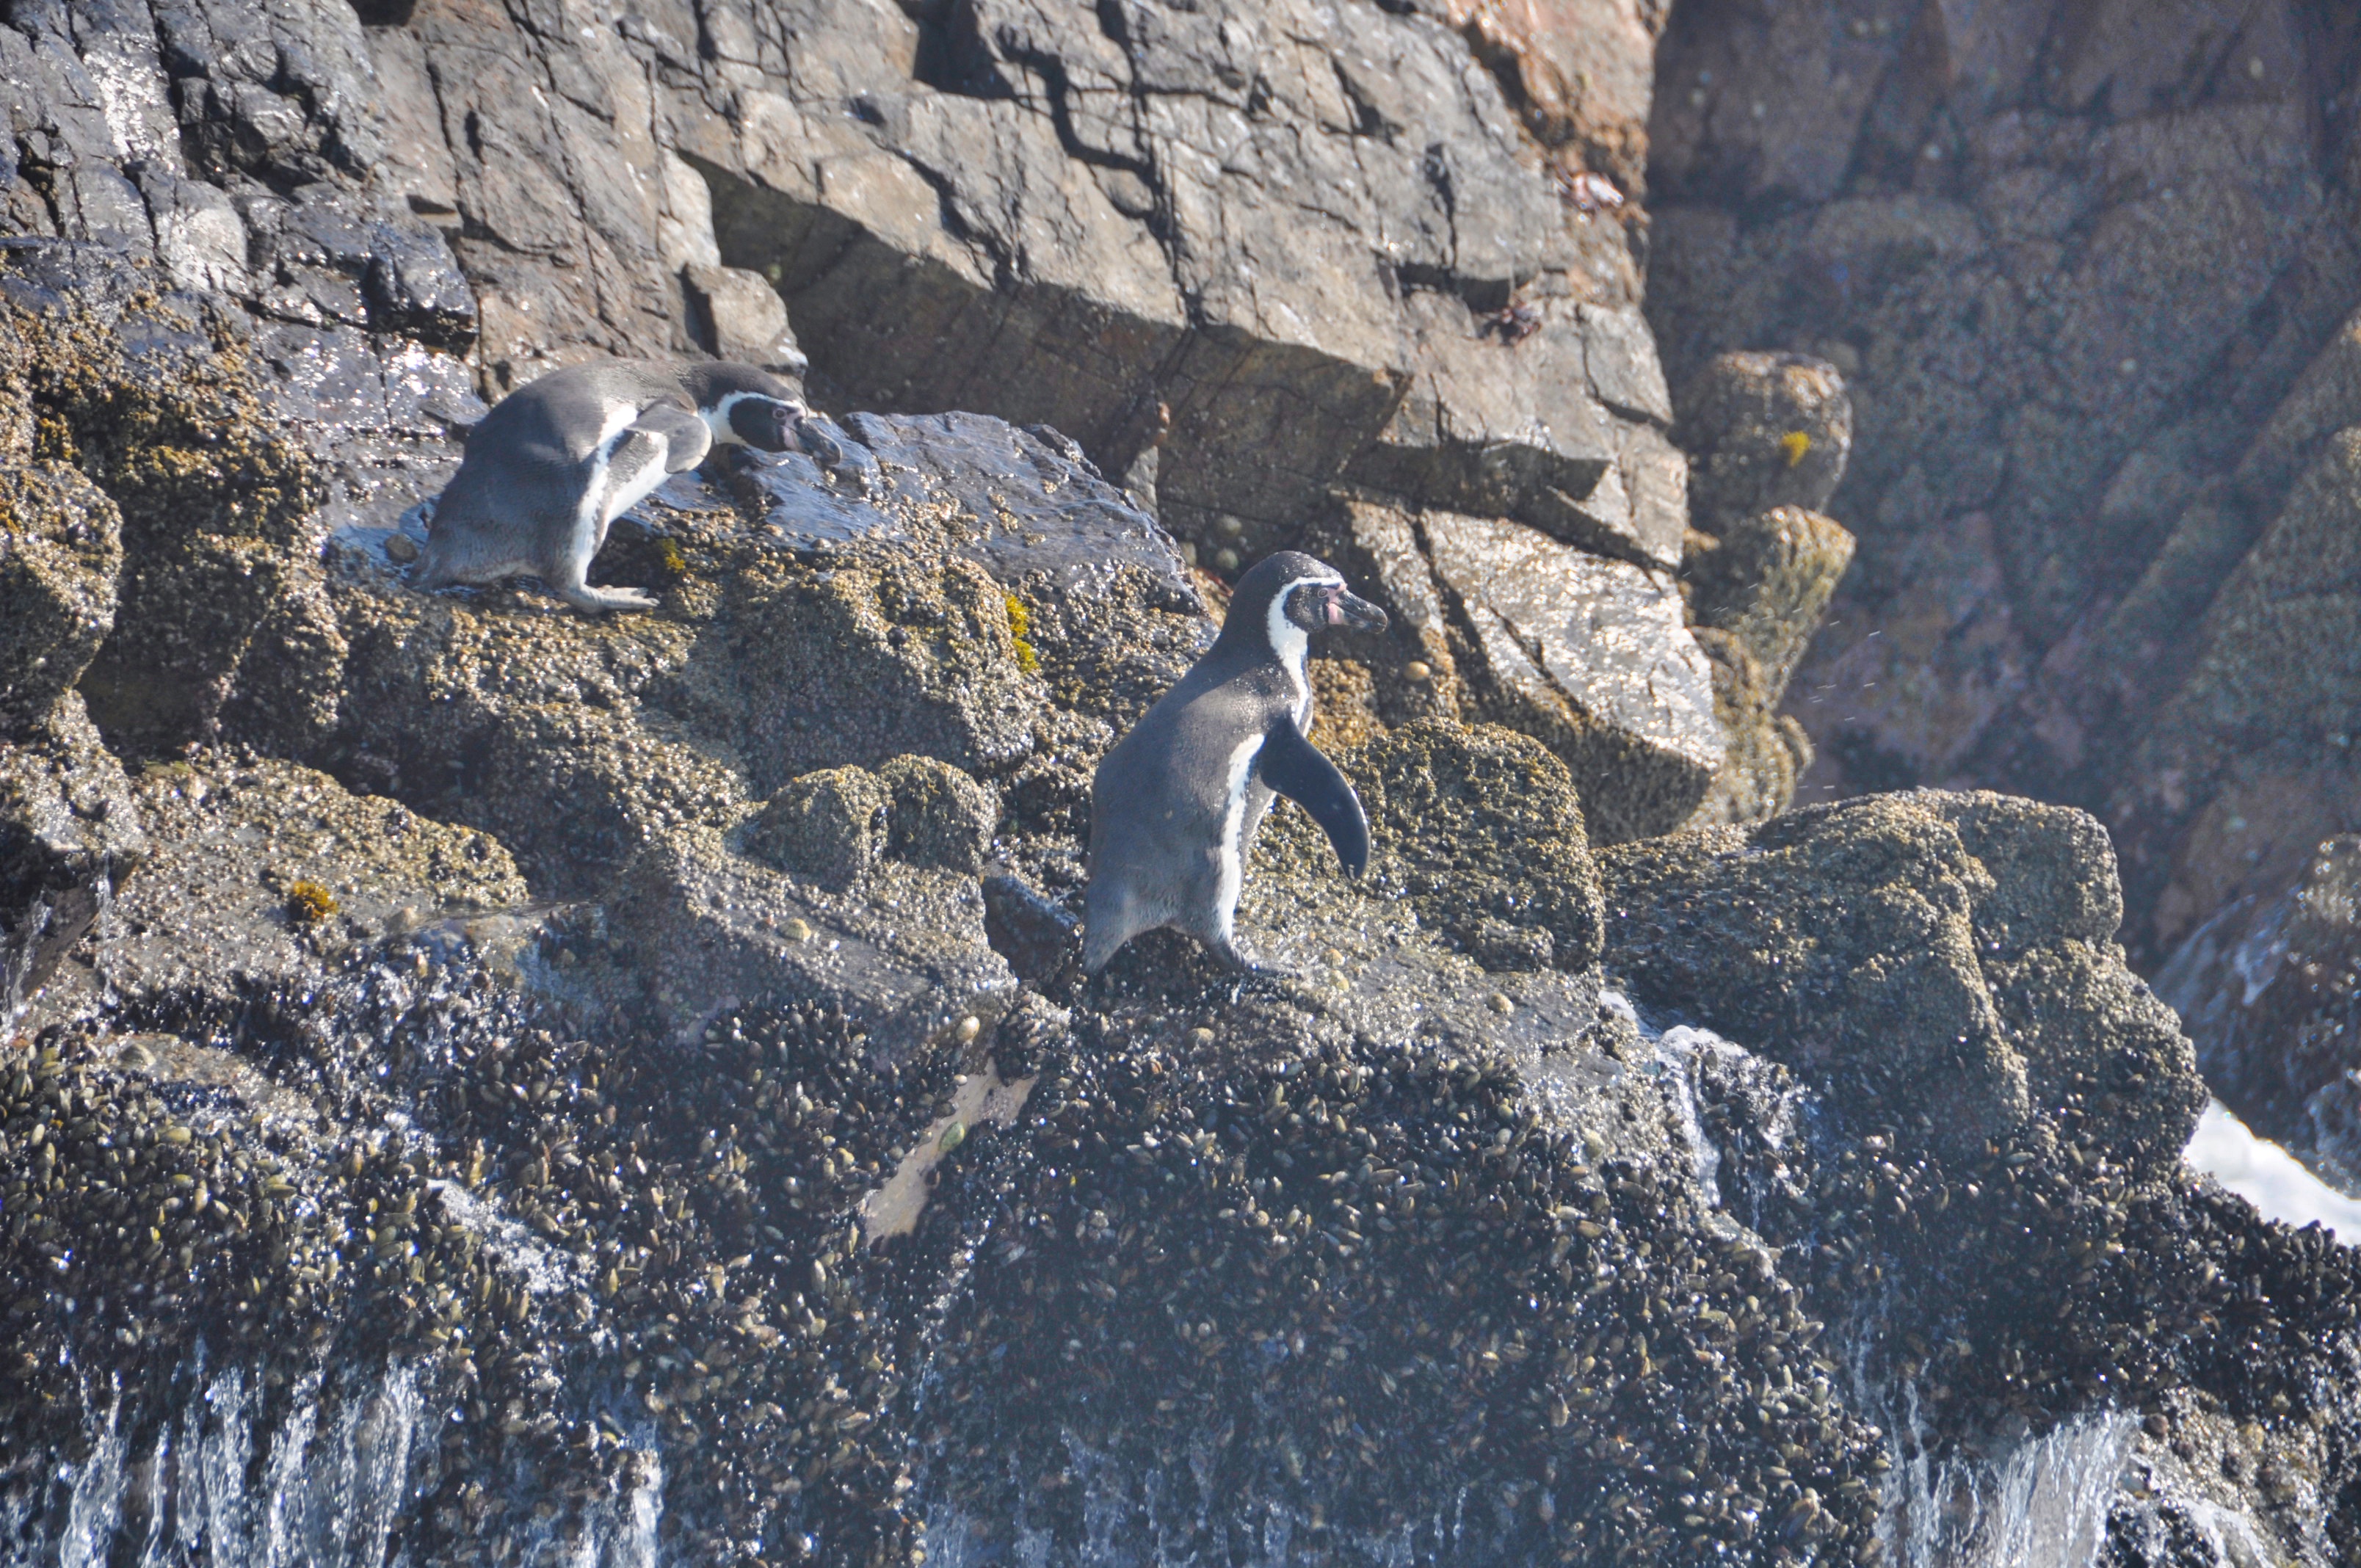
[1085,562,1324,895]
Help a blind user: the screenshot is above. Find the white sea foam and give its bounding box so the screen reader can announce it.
[2184,1098,2361,1238]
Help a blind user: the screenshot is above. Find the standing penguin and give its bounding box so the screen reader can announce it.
[410,360,808,614]
[1083,551,1389,975]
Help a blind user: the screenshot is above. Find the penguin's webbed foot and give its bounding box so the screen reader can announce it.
[1208,937,1299,982]
[562,584,659,614]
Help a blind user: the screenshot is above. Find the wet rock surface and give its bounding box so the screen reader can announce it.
[2159,835,2361,1197]
[1,1,2360,1564]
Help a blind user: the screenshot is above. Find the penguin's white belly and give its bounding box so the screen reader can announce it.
[573,405,675,546]
[598,439,673,526]
[1211,733,1266,940]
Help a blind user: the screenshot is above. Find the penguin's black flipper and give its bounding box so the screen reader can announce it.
[633,402,716,473]
[1258,718,1371,877]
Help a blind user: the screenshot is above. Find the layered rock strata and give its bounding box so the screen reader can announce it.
[0,0,1853,843]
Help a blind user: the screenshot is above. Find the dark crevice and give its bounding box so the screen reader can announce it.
[907,0,1018,98]
[989,40,1157,181]
[1419,142,1459,276]
[902,0,1186,297]
[13,140,65,236]
[888,150,1019,288]
[1091,0,1130,50]
[1392,262,1512,316]
[1331,60,1395,142]
[1449,17,1548,147]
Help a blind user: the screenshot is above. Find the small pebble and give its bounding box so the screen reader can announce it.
[1404,661,1432,682]
[938,1119,968,1153]
[1487,992,1515,1015]
[955,1015,982,1044]
[781,918,814,943]
[384,533,421,564]
[1188,1028,1216,1048]
[1214,548,1241,574]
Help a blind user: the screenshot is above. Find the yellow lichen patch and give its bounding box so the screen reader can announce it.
[1780,431,1811,468]
[656,537,689,578]
[284,879,338,923]
[1005,593,1040,675]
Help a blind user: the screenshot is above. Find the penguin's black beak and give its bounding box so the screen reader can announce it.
[1324,587,1388,633]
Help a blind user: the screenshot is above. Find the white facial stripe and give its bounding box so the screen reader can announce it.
[1266,573,1342,722]
[703,390,803,447]
[1215,733,1264,942]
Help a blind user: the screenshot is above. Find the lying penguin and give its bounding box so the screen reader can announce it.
[410,360,807,614]
[1083,551,1389,975]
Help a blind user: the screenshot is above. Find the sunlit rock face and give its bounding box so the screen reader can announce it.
[4,1,2361,1564]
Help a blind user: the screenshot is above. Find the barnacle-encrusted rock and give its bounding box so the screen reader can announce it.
[0,700,146,1002]
[747,758,1001,887]
[616,821,1018,1056]
[7,1,2361,1556]
[876,755,998,874]
[1683,623,1813,828]
[1344,719,1604,973]
[1686,506,1857,697]
[331,593,749,896]
[4,258,333,758]
[728,555,1040,791]
[1683,506,1856,827]
[1675,352,1854,533]
[0,465,122,736]
[1600,791,2202,1167]
[744,767,893,888]
[23,753,526,1019]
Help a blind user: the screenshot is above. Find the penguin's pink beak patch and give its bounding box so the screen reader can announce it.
[1324,595,1346,625]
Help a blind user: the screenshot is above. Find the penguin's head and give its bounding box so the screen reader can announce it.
[683,363,808,452]
[722,393,808,452]
[1226,551,1390,645]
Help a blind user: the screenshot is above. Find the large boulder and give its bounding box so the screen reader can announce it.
[1421,509,1723,840]
[1599,791,2202,1169]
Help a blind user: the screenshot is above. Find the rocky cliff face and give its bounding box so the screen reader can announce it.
[1645,0,2361,972]
[1,1,2357,1565]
